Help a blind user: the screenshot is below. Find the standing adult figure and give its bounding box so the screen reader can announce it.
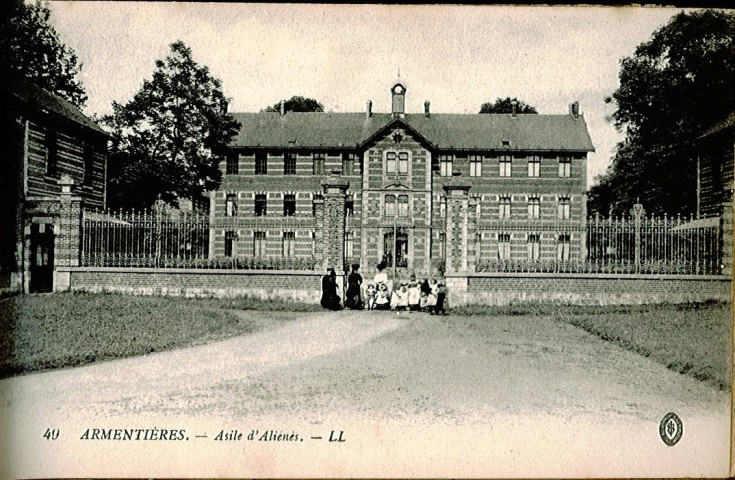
[345,263,363,310]
[320,267,342,310]
[373,261,389,286]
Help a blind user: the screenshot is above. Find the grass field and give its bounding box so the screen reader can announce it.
[456,301,732,390]
[0,292,319,378]
[0,293,730,391]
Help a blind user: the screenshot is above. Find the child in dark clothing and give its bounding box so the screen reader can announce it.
[433,282,447,315]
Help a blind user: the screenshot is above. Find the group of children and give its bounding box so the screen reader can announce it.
[364,275,447,315]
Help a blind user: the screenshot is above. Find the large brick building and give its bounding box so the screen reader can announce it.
[213,83,594,277]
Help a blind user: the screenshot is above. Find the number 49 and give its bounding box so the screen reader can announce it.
[43,429,59,440]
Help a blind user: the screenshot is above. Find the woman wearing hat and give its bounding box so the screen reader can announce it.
[345,263,363,310]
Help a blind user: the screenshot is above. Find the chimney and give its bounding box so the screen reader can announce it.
[569,101,579,118]
[511,100,518,117]
[424,100,431,118]
[366,100,372,118]
[280,99,285,117]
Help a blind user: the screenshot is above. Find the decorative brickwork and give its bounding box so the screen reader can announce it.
[320,173,349,272]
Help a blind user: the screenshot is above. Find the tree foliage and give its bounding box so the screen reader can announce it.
[103,41,240,210]
[0,0,86,107]
[589,9,735,216]
[263,95,324,113]
[479,97,538,114]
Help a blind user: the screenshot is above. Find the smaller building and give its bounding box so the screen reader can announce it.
[0,79,108,294]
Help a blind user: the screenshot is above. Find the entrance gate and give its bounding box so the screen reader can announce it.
[30,223,54,292]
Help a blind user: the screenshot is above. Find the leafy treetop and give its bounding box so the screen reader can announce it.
[264,96,324,113]
[589,9,735,216]
[479,97,538,114]
[0,0,86,108]
[103,40,241,210]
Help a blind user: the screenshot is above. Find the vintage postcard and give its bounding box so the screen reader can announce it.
[0,3,732,478]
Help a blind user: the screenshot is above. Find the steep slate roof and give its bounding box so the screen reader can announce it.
[230,111,595,152]
[4,79,107,135]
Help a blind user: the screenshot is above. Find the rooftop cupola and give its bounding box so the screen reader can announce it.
[391,83,406,118]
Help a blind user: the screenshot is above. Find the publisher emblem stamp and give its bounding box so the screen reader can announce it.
[659,412,683,446]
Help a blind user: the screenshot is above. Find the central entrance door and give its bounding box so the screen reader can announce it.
[30,223,54,293]
[383,227,408,269]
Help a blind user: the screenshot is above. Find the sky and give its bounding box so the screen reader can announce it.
[46,2,690,187]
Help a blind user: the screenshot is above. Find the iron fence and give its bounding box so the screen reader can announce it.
[81,203,724,275]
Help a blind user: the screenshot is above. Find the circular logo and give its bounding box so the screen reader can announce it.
[659,412,683,446]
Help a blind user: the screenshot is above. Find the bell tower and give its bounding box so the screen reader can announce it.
[391,83,406,118]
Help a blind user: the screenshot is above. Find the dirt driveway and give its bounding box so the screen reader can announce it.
[1,309,729,478]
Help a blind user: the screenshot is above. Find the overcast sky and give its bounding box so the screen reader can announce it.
[47,3,691,186]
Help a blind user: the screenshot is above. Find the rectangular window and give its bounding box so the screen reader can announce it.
[45,130,58,177]
[499,155,512,177]
[469,155,482,177]
[282,231,295,257]
[284,153,296,175]
[342,153,355,176]
[225,194,237,217]
[386,152,396,173]
[83,141,94,184]
[527,234,540,261]
[499,196,511,219]
[398,152,409,174]
[558,196,571,220]
[385,194,396,216]
[226,153,239,175]
[224,230,236,257]
[283,193,296,217]
[254,231,266,257]
[559,156,572,178]
[528,155,540,177]
[528,197,540,219]
[255,152,267,175]
[254,194,267,217]
[313,153,325,175]
[398,195,409,217]
[440,196,446,218]
[345,231,354,258]
[498,233,511,261]
[440,154,453,177]
[557,234,571,261]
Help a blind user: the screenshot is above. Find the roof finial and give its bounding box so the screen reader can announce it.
[397,67,401,78]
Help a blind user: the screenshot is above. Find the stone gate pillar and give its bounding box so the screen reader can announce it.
[320,172,349,273]
[55,175,83,291]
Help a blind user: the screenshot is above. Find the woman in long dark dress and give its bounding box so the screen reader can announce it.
[345,263,363,310]
[320,268,342,310]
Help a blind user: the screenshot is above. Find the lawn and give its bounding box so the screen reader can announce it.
[0,292,319,378]
[455,301,732,391]
[1,293,730,391]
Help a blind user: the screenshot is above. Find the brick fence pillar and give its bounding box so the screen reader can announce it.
[721,196,733,276]
[320,172,349,273]
[442,179,474,274]
[55,175,83,290]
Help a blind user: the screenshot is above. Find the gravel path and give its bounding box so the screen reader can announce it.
[0,309,729,478]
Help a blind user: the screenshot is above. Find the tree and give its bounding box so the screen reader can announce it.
[589,9,735,216]
[0,0,86,107]
[103,41,240,210]
[263,95,324,113]
[479,97,537,114]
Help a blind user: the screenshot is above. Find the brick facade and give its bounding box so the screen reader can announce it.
[214,83,594,280]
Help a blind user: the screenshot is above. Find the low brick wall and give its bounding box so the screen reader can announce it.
[56,267,327,303]
[56,267,731,306]
[447,273,732,306]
